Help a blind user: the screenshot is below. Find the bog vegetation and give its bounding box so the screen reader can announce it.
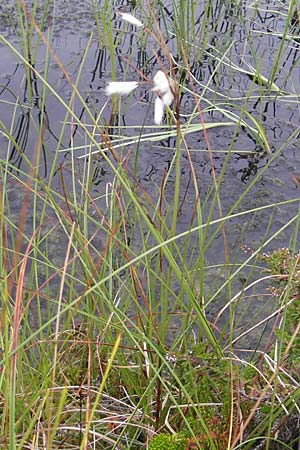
[0,0,300,449]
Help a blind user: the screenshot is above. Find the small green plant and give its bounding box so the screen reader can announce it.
[261,249,300,359]
[148,433,187,450]
[244,245,300,379]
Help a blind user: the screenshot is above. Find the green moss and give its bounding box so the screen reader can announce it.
[148,434,187,450]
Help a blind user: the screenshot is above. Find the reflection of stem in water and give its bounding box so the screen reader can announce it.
[90,47,107,81]
[137,48,147,72]
[9,110,49,177]
[91,164,107,186]
[0,64,19,96]
[9,111,30,172]
[252,99,276,123]
[107,112,126,137]
[8,63,49,176]
[279,39,300,91]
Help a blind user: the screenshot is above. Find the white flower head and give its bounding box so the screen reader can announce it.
[104,70,175,126]
[153,70,171,95]
[162,90,174,107]
[152,70,175,125]
[154,97,165,125]
[118,12,144,28]
[105,81,138,96]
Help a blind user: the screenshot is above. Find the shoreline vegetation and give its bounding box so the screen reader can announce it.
[0,1,300,448]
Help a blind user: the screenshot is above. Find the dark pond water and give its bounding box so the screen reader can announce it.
[1,1,300,341]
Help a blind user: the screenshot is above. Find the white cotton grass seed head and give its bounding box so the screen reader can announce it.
[154,97,165,125]
[152,70,175,124]
[105,81,139,96]
[153,70,170,95]
[118,12,144,28]
[162,90,174,107]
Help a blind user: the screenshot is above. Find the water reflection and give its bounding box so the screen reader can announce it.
[4,63,57,176]
[0,1,300,248]
[90,47,108,83]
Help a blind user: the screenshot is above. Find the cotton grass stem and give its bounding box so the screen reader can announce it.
[10,229,39,450]
[47,222,76,449]
[79,333,121,450]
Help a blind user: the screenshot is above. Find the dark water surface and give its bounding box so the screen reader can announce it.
[1,1,300,338]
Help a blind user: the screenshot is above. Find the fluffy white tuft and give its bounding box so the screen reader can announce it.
[119,12,144,28]
[105,81,138,96]
[152,71,174,124]
[153,70,170,95]
[154,97,165,125]
[162,90,174,107]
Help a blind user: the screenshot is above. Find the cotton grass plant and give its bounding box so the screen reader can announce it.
[0,1,300,449]
[105,69,175,124]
